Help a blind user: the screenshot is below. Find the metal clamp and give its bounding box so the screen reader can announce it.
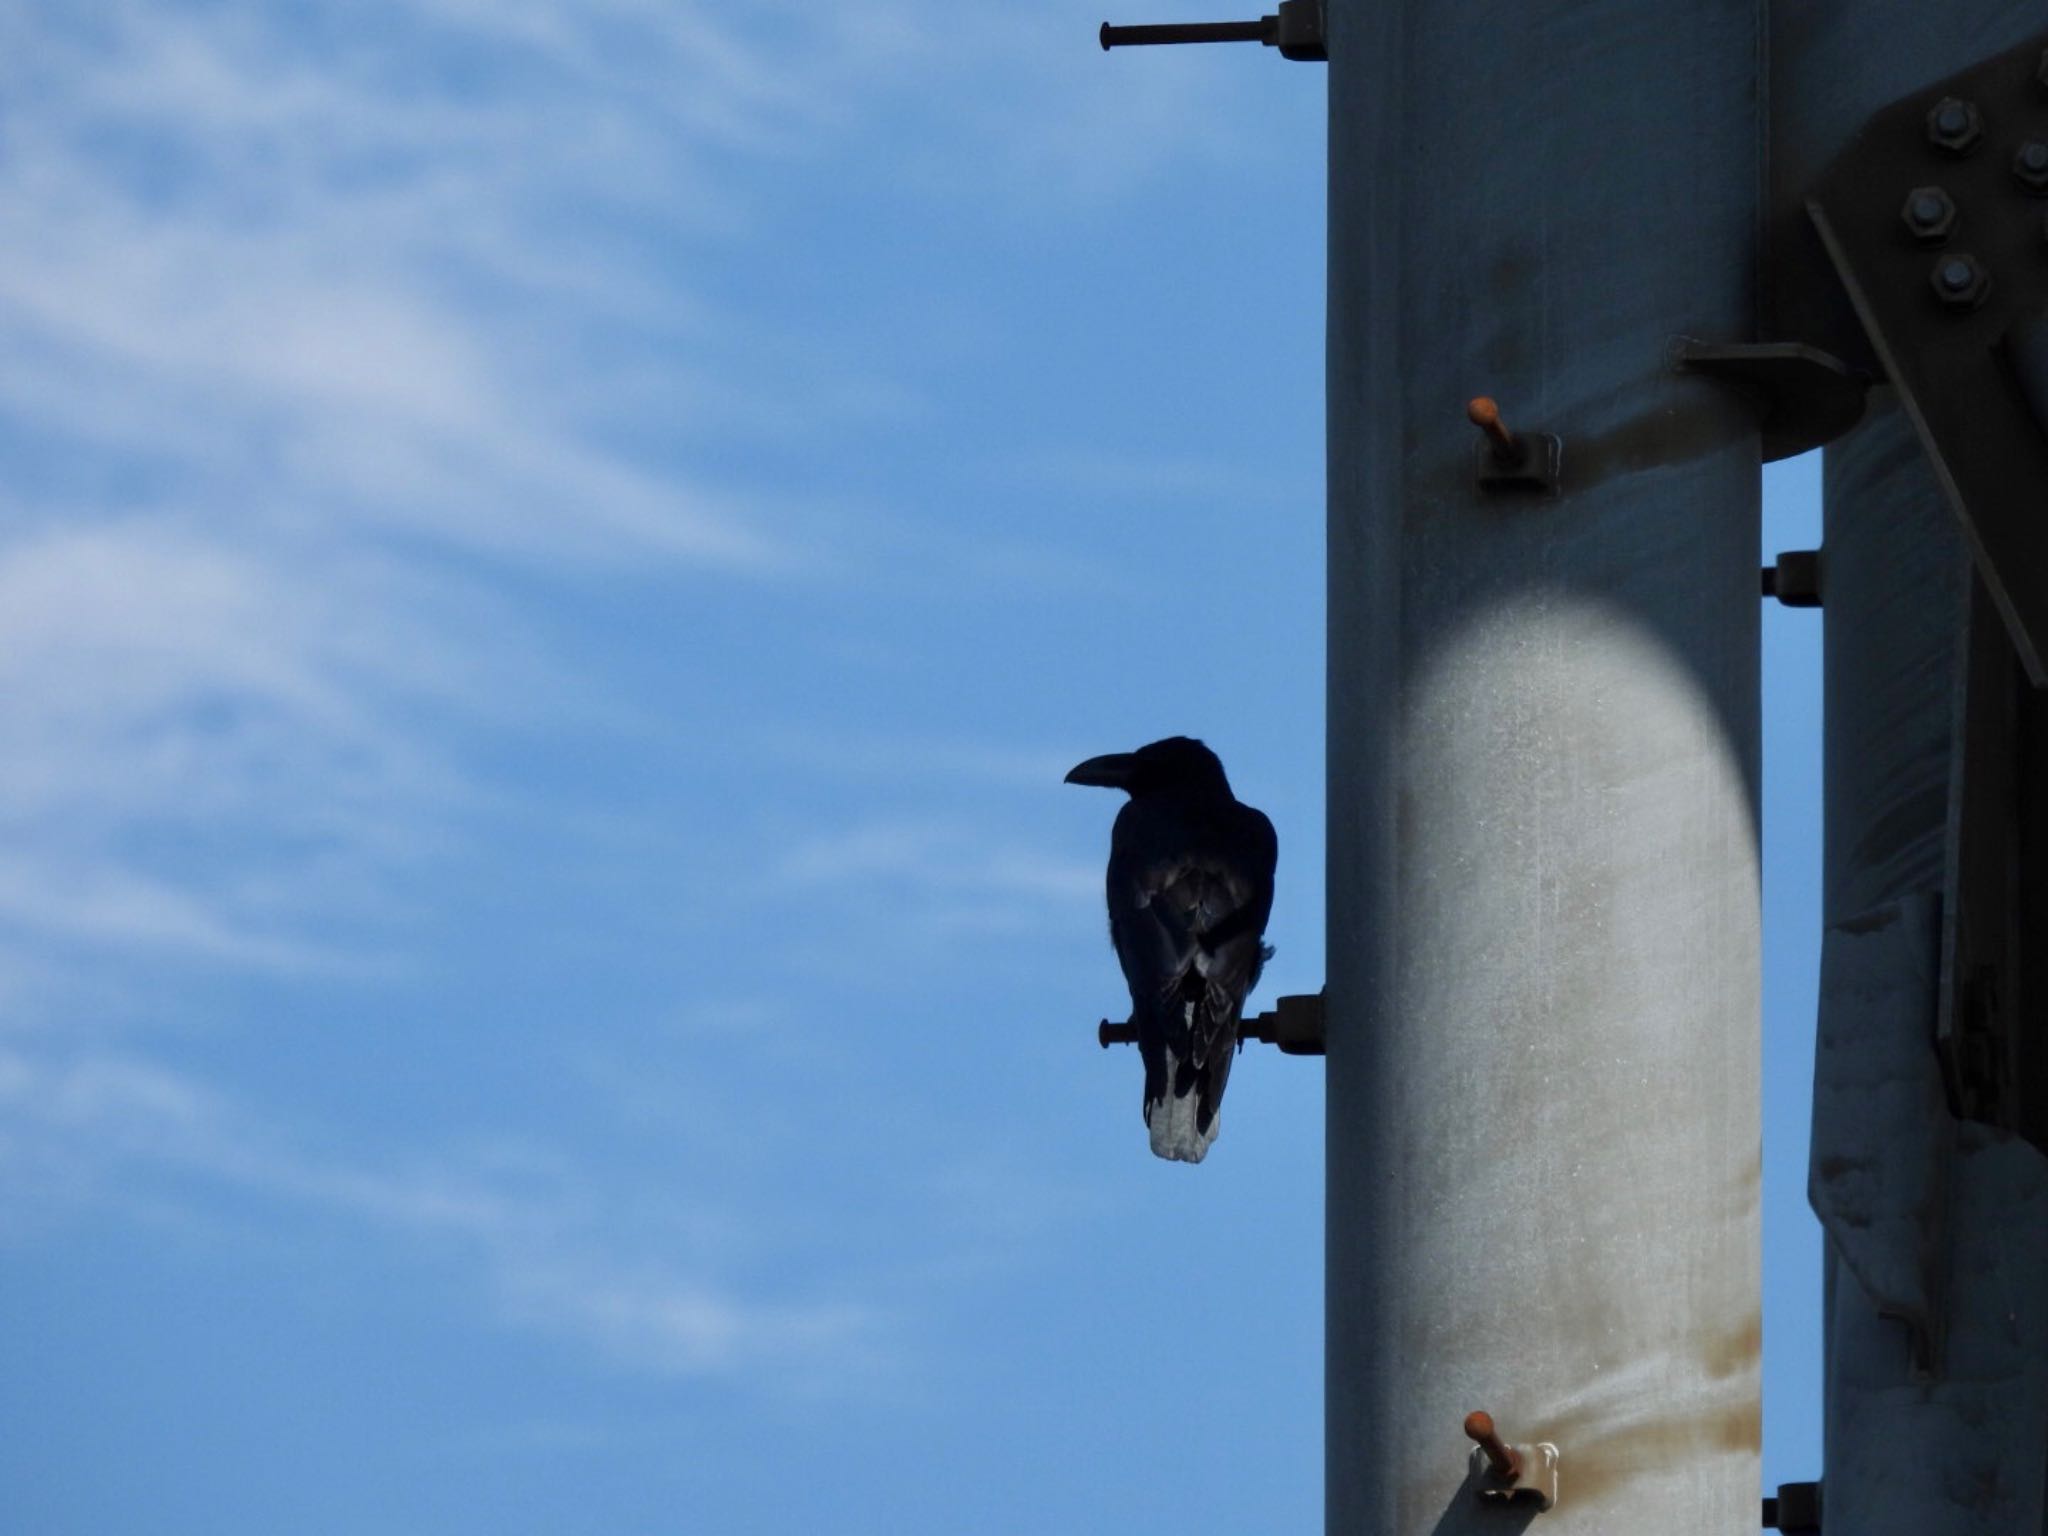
[1464,1411,1559,1512]
[1467,397,1562,495]
[1668,339,1870,462]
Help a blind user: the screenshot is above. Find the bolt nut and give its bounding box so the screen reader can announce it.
[2016,141,2048,193]
[1766,551,1823,609]
[1900,186,1958,242]
[1929,253,1990,310]
[1926,96,1983,155]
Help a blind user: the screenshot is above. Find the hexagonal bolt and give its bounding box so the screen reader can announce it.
[1900,186,1957,242]
[1925,96,1983,155]
[1930,253,1990,310]
[2016,142,2048,194]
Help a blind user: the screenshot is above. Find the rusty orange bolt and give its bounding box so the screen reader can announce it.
[1463,1410,1523,1482]
[1466,396,1519,460]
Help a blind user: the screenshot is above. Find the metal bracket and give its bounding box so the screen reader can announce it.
[1763,549,1824,608]
[1475,434,1562,495]
[1100,0,1325,61]
[1097,989,1324,1055]
[1669,339,1871,462]
[1805,30,2048,685]
[1763,1480,1822,1532]
[1463,1413,1558,1512]
[1467,396,1562,495]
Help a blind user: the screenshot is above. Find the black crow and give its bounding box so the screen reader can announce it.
[1066,737,1277,1163]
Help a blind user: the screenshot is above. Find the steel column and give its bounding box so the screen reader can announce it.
[1324,1,1764,1531]
[1777,5,2048,1529]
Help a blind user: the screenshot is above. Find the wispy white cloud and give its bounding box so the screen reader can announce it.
[752,728,1077,791]
[0,519,490,970]
[0,3,846,985]
[0,1043,892,1391]
[776,816,1098,906]
[0,0,1261,999]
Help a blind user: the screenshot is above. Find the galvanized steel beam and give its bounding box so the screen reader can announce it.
[1324,1,1763,1531]
[1777,4,2048,1530]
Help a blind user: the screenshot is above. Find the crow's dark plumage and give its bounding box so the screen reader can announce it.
[1066,737,1277,1163]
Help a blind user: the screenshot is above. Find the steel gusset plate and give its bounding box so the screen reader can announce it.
[1807,31,2048,686]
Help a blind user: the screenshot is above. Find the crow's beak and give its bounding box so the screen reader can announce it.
[1064,752,1137,788]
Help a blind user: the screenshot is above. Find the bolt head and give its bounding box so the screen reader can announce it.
[1926,96,1983,154]
[1929,252,1990,309]
[1900,185,1958,241]
[2016,141,2048,192]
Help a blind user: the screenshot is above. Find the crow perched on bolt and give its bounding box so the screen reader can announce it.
[1066,737,1277,1163]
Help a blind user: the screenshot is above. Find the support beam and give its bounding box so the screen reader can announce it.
[1780,9,2048,1529]
[1324,1,1762,1531]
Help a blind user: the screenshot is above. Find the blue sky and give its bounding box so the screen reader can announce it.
[2,5,1820,1532]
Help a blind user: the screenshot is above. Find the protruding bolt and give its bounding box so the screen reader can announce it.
[1466,396,1519,461]
[1930,253,1990,310]
[1099,0,1325,60]
[1926,96,1983,154]
[1101,18,1264,47]
[1464,1411,1523,1482]
[1900,185,1957,242]
[2016,141,2048,194]
[1764,551,1822,608]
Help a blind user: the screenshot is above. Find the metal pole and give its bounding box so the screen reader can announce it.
[1773,6,2048,1531]
[1324,0,1762,1531]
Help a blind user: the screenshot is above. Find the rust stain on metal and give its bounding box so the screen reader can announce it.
[1529,1384,1760,1506]
[1739,1146,1764,1190]
[1701,1310,1764,1379]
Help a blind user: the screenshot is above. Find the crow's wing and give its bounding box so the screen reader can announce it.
[1179,801,1277,1068]
[1106,798,1277,1065]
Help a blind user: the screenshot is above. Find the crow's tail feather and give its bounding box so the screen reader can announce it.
[1138,995,1235,1164]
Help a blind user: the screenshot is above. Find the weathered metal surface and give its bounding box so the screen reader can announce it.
[1819,1130,2048,1533]
[1939,574,2048,1157]
[1789,7,2048,1527]
[1325,0,1761,1532]
[1815,378,2048,1532]
[1810,892,1952,1375]
[1806,32,2048,684]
